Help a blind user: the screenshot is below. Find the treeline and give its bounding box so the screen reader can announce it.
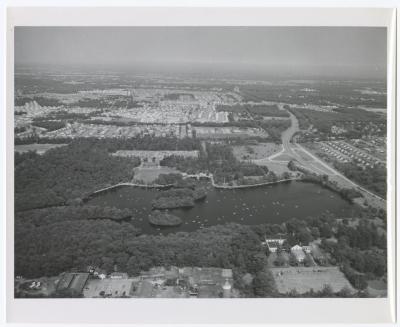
[334,162,386,199]
[15,136,73,145]
[161,143,269,184]
[15,219,141,278]
[14,126,27,134]
[15,140,140,211]
[14,137,201,210]
[99,135,201,152]
[15,205,134,228]
[321,226,386,290]
[192,119,290,143]
[151,186,207,209]
[163,93,194,101]
[15,221,269,285]
[239,82,386,109]
[15,135,201,152]
[287,106,386,137]
[275,284,368,298]
[216,103,290,118]
[73,97,110,108]
[43,110,93,120]
[248,104,290,118]
[31,119,66,131]
[249,211,386,290]
[15,96,63,107]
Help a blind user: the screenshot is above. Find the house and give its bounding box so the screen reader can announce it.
[110,272,128,279]
[56,272,89,294]
[222,269,233,279]
[290,245,306,263]
[262,238,286,253]
[302,246,312,254]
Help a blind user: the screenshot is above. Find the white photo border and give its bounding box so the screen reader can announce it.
[4,6,397,325]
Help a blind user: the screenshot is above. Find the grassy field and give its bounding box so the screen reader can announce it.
[133,166,180,183]
[272,153,295,162]
[293,147,314,162]
[263,162,291,175]
[271,266,354,294]
[232,143,282,161]
[15,143,68,155]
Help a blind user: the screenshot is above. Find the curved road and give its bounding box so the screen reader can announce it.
[256,107,386,208]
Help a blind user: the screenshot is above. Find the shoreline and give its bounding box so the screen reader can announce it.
[89,175,301,196]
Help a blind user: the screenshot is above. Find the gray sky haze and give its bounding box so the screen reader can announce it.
[15,27,386,79]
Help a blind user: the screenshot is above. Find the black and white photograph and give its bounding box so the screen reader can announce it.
[11,24,391,300]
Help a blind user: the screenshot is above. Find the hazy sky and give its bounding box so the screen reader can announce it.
[15,27,386,78]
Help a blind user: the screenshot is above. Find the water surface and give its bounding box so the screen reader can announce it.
[87,181,360,235]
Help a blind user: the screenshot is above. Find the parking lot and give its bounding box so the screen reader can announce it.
[83,278,138,298]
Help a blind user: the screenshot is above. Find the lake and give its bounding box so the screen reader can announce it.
[87,181,360,235]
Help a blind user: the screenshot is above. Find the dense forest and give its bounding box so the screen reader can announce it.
[161,143,270,184]
[192,119,290,143]
[14,96,63,107]
[251,212,387,291]
[287,107,386,138]
[239,82,386,109]
[31,119,66,131]
[15,135,201,151]
[334,162,386,199]
[216,104,290,118]
[15,203,386,296]
[15,220,267,281]
[16,205,134,227]
[15,140,140,211]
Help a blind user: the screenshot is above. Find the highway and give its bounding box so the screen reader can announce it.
[256,108,386,209]
[280,112,333,175]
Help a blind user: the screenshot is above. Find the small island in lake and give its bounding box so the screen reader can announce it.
[148,210,183,227]
[192,187,207,201]
[152,187,207,209]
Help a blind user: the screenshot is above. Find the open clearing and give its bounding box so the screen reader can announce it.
[293,147,314,162]
[15,143,68,155]
[133,166,180,183]
[271,266,354,294]
[272,153,295,162]
[232,143,282,161]
[259,161,291,175]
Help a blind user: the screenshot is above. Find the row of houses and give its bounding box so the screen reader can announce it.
[263,238,326,265]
